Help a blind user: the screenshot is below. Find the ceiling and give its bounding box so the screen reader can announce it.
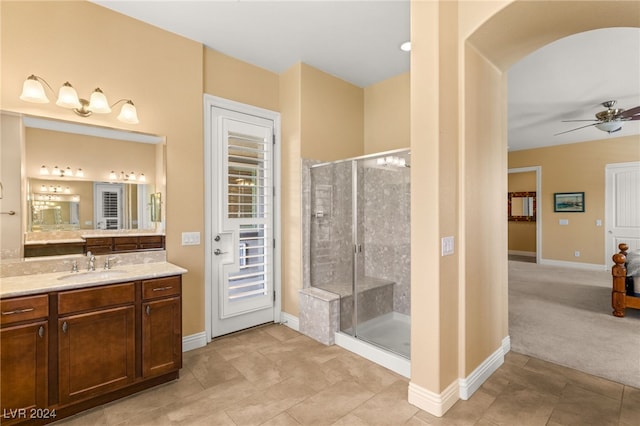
[92,1,640,152]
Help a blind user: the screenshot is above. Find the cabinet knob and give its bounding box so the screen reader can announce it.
[62,321,68,333]
[38,325,45,338]
[146,305,151,316]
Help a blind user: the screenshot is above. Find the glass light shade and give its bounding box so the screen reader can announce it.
[139,173,146,182]
[595,121,622,133]
[56,82,81,108]
[40,185,47,192]
[51,166,61,176]
[64,167,74,177]
[109,171,117,180]
[64,187,71,194]
[128,172,136,181]
[88,88,111,113]
[20,76,49,103]
[39,165,49,175]
[117,101,139,124]
[75,168,84,178]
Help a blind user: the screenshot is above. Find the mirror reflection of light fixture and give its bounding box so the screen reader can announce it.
[40,165,84,177]
[20,74,139,124]
[109,170,145,182]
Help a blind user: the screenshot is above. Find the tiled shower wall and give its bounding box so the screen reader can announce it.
[302,157,411,316]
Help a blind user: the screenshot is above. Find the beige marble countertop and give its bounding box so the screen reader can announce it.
[1,262,187,298]
[24,238,85,245]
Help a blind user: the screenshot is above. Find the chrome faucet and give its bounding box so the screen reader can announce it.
[71,260,78,273]
[104,257,116,270]
[87,251,96,271]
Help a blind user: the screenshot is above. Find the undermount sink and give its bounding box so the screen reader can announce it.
[57,270,128,281]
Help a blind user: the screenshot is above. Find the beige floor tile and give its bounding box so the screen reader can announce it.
[287,380,374,425]
[620,386,640,426]
[548,383,621,426]
[481,382,558,426]
[228,350,291,390]
[185,346,243,389]
[260,412,303,426]
[350,379,418,425]
[332,413,371,425]
[319,351,401,393]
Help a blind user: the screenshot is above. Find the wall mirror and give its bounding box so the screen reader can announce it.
[14,115,166,258]
[508,191,536,222]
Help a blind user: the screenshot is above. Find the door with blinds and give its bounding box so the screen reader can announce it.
[208,105,277,337]
[94,183,123,230]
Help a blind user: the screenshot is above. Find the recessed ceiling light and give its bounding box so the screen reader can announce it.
[400,41,411,52]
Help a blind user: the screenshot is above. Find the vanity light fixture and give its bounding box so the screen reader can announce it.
[20,74,139,124]
[109,171,145,182]
[40,165,84,178]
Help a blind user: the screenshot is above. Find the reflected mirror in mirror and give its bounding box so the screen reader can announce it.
[508,191,536,222]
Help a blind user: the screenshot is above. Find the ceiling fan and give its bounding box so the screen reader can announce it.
[555,100,640,136]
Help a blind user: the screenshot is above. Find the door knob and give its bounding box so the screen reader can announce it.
[214,248,227,255]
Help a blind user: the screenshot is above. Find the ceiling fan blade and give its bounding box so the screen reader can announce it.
[618,105,640,118]
[561,119,599,122]
[554,122,600,136]
[627,115,640,121]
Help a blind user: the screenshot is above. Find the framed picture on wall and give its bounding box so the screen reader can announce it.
[554,192,585,212]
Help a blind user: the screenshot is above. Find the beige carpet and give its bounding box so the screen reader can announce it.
[509,260,640,389]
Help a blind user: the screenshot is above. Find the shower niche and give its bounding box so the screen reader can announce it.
[301,149,411,361]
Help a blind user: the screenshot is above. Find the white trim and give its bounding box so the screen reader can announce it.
[508,166,542,264]
[502,335,511,354]
[539,258,606,271]
[334,332,411,378]
[458,340,506,400]
[203,94,281,343]
[408,380,459,418]
[279,312,299,331]
[182,332,207,352]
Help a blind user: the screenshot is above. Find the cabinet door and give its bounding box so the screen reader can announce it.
[58,306,135,404]
[142,297,181,377]
[0,321,47,414]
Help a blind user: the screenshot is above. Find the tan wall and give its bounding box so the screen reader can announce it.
[509,136,640,264]
[364,72,410,154]
[300,64,364,161]
[1,1,205,335]
[508,171,536,253]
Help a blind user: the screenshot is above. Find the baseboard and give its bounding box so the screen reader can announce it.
[408,380,459,417]
[539,258,606,271]
[508,250,536,257]
[458,336,509,400]
[182,331,207,352]
[280,312,299,331]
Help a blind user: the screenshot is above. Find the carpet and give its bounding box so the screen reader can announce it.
[509,260,640,389]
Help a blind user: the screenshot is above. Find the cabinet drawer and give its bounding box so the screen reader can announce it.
[142,276,181,300]
[1,295,48,326]
[58,283,135,315]
[85,237,113,246]
[115,237,139,245]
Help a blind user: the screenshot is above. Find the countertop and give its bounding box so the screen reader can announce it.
[1,262,187,298]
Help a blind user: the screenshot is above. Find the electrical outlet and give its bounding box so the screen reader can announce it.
[574,251,580,257]
[441,236,454,256]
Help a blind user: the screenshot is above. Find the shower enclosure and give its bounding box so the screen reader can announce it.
[308,149,410,358]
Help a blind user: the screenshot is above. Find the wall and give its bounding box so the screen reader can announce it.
[1,1,204,335]
[509,136,640,265]
[364,72,410,154]
[508,171,536,254]
[0,113,24,258]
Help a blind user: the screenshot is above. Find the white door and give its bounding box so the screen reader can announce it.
[94,183,123,230]
[207,100,279,338]
[605,161,640,262]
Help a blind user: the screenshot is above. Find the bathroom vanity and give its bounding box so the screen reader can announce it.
[0,262,186,425]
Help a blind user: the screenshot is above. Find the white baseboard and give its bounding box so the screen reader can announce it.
[408,380,459,417]
[539,258,606,271]
[280,312,299,331]
[182,331,207,352]
[459,336,509,400]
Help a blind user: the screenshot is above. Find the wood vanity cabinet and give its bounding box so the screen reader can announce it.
[57,283,136,404]
[85,235,165,254]
[0,274,182,425]
[0,295,49,424]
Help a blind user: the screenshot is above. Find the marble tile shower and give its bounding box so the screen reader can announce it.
[300,151,411,355]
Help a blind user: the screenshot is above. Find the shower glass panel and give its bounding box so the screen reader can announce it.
[309,149,411,359]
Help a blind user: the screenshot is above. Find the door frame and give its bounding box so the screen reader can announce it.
[507,166,542,264]
[604,161,640,265]
[203,95,281,343]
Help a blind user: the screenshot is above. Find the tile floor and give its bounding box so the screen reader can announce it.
[55,323,639,425]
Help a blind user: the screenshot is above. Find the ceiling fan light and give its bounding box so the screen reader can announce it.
[595,121,622,133]
[56,82,81,109]
[88,88,111,113]
[20,75,49,103]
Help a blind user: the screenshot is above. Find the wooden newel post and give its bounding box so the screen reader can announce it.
[612,243,628,317]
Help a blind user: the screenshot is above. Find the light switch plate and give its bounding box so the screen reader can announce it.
[441,236,455,256]
[181,232,200,246]
[559,219,569,225]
